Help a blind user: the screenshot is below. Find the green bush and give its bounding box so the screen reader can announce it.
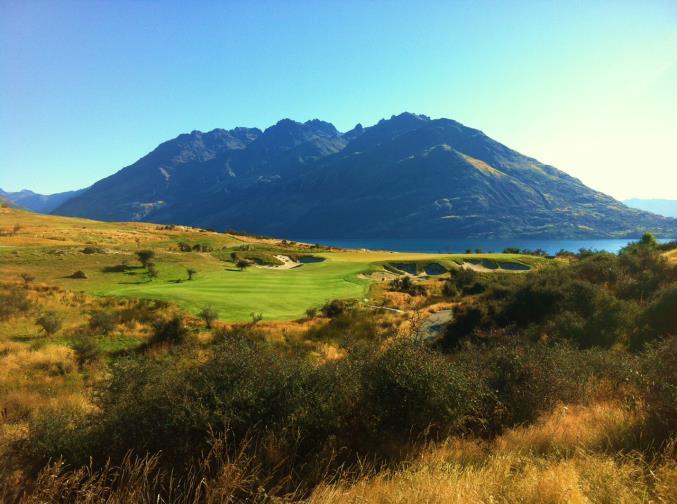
[72,335,103,368]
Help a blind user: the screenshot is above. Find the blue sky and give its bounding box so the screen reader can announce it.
[1,0,676,199]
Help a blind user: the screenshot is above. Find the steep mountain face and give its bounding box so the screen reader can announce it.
[0,188,86,213]
[54,113,677,238]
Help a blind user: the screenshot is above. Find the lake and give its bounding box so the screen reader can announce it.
[293,238,673,255]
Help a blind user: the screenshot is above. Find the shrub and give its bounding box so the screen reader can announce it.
[36,311,63,336]
[640,336,677,442]
[634,284,677,349]
[389,276,426,296]
[442,281,459,298]
[148,316,188,346]
[198,306,218,328]
[0,287,33,320]
[72,335,102,368]
[88,310,117,335]
[305,307,318,319]
[321,299,352,318]
[69,270,87,279]
[82,246,105,254]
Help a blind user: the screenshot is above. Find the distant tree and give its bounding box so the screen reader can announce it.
[250,312,263,324]
[146,263,159,280]
[187,268,197,281]
[36,311,63,336]
[230,251,239,262]
[198,306,218,328]
[70,270,87,279]
[20,273,35,289]
[136,249,155,268]
[12,223,22,235]
[236,259,250,271]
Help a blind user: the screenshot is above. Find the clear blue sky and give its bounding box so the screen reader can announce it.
[1,0,676,199]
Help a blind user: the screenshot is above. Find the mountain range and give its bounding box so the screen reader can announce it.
[14,113,677,238]
[0,188,86,214]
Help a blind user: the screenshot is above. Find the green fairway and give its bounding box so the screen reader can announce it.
[100,259,374,322]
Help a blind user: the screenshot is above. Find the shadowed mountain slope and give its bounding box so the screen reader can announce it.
[54,113,676,238]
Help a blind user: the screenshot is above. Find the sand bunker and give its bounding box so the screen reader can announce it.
[256,255,301,270]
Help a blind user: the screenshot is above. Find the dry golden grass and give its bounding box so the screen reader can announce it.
[309,403,674,504]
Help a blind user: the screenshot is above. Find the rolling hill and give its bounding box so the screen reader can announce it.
[53,113,677,239]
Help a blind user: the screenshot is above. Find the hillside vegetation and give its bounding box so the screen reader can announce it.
[0,207,675,502]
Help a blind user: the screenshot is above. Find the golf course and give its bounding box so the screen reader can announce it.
[0,206,544,321]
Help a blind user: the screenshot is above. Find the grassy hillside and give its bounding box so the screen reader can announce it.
[0,208,674,502]
[0,207,543,321]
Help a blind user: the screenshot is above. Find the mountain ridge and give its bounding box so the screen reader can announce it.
[52,113,676,238]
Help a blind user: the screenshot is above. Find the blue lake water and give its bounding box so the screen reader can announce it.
[293,238,673,256]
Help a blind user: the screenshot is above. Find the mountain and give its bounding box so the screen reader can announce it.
[623,199,677,218]
[54,113,677,239]
[0,188,86,214]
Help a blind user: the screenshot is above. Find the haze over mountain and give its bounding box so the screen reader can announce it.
[623,199,677,219]
[0,188,86,214]
[53,113,676,239]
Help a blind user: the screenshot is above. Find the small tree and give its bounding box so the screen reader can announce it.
[250,312,263,324]
[20,273,35,289]
[147,263,159,280]
[36,311,63,336]
[187,268,197,281]
[198,306,218,328]
[236,259,250,271]
[136,249,155,268]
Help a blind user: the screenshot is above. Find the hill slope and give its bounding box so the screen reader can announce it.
[54,113,677,238]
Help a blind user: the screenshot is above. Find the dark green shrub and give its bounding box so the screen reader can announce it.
[148,316,188,346]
